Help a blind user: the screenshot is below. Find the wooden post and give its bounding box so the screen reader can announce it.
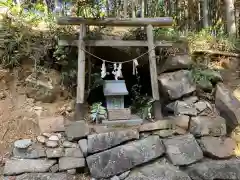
[75,24,86,120]
[146,24,162,120]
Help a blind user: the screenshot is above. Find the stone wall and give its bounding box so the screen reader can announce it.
[3,53,240,180]
[3,116,240,180]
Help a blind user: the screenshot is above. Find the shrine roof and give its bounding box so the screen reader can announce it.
[103,80,129,96]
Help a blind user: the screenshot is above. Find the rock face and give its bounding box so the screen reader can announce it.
[14,139,32,149]
[4,159,56,175]
[159,54,192,73]
[7,173,73,180]
[46,148,64,158]
[87,136,165,179]
[65,121,90,141]
[198,137,236,159]
[166,100,198,116]
[13,144,46,159]
[186,159,240,180]
[158,70,196,100]
[190,116,227,137]
[25,70,61,103]
[87,129,139,154]
[139,120,176,132]
[78,139,88,156]
[163,134,203,165]
[64,148,83,158]
[215,83,240,131]
[59,157,85,171]
[125,158,191,180]
[38,116,65,133]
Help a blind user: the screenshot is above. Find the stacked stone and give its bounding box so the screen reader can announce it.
[3,121,89,180]
[3,117,240,180]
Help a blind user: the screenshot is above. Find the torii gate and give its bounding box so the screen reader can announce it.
[57,17,173,120]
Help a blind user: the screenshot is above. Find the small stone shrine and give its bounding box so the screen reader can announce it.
[103,80,131,120]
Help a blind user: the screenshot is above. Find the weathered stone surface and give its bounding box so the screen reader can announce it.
[45,140,58,148]
[50,164,59,173]
[215,83,240,130]
[159,54,192,73]
[4,159,56,175]
[198,136,236,159]
[182,96,198,104]
[186,159,240,180]
[125,158,191,180]
[139,120,175,132]
[158,70,196,100]
[190,116,227,137]
[152,129,175,137]
[64,148,83,158]
[87,136,165,179]
[25,70,61,103]
[49,135,59,141]
[194,101,208,112]
[87,129,139,154]
[36,136,47,144]
[46,148,64,158]
[14,139,32,149]
[111,176,120,180]
[166,101,198,116]
[63,141,78,148]
[65,121,90,141]
[67,169,77,175]
[59,157,85,171]
[168,115,190,130]
[78,139,88,156]
[13,144,46,159]
[118,171,130,180]
[163,134,203,165]
[38,116,65,133]
[7,173,73,180]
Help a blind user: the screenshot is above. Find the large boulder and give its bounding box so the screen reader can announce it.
[163,134,203,165]
[125,158,191,180]
[13,143,46,159]
[158,70,196,100]
[166,100,198,116]
[25,70,61,103]
[189,116,227,137]
[58,157,85,171]
[6,173,74,180]
[215,83,240,131]
[158,54,192,73]
[186,159,240,180]
[65,121,90,141]
[139,120,176,132]
[4,159,56,175]
[198,136,236,159]
[87,129,139,154]
[86,136,165,179]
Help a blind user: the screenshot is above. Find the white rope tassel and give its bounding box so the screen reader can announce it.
[133,59,139,75]
[112,63,117,78]
[101,60,107,78]
[115,63,123,80]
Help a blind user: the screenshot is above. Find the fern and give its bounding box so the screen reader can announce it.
[90,102,107,123]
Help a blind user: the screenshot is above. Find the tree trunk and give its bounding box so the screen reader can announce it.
[202,0,209,28]
[132,0,136,18]
[124,0,128,17]
[225,0,237,36]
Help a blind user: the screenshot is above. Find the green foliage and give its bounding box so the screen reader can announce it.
[130,77,154,120]
[187,28,236,53]
[90,102,107,123]
[189,65,222,91]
